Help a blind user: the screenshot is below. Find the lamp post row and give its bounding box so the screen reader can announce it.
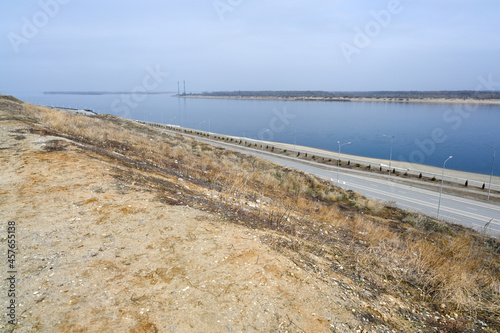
[337,141,351,184]
[167,116,496,207]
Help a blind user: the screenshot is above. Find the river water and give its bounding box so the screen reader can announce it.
[9,92,500,176]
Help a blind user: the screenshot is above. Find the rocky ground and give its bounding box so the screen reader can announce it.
[1,99,498,332]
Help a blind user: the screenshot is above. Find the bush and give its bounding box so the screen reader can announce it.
[403,212,448,233]
[431,176,437,181]
[347,160,350,165]
[367,165,371,169]
[356,163,361,167]
[465,180,468,187]
[419,173,423,179]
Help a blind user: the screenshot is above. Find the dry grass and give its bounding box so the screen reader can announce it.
[6,97,500,329]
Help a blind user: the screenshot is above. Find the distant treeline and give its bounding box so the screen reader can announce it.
[190,90,500,100]
[44,91,173,95]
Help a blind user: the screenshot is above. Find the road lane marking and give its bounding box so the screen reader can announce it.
[346,182,497,225]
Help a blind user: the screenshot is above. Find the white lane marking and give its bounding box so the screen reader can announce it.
[343,172,500,213]
[348,182,497,224]
[472,223,500,234]
[195,135,500,214]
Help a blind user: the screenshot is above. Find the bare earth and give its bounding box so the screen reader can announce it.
[0,110,387,332]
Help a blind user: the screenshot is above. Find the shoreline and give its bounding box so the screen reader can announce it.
[178,94,500,105]
[139,121,500,193]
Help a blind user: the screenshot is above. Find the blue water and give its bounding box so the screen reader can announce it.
[7,92,500,176]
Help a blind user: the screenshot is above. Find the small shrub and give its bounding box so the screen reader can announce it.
[392,168,396,173]
[297,152,300,157]
[404,172,408,176]
[379,166,382,171]
[367,165,371,169]
[431,176,437,181]
[356,163,361,167]
[403,212,448,233]
[465,180,468,187]
[347,160,350,166]
[482,183,486,189]
[419,173,423,179]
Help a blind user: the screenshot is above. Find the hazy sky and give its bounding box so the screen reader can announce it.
[1,0,499,93]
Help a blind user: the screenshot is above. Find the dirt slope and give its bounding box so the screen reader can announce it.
[0,107,379,332]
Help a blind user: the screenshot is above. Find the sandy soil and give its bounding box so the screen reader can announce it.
[0,112,393,332]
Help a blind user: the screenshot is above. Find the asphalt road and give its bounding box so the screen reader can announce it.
[251,148,500,236]
[149,124,500,236]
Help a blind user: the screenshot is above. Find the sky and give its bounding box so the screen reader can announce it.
[1,0,500,93]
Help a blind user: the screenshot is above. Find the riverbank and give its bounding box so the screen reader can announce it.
[265,139,500,192]
[179,94,500,105]
[139,120,500,197]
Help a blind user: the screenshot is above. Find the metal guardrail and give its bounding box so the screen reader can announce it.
[137,120,500,193]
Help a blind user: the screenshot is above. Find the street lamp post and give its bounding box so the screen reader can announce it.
[437,155,453,219]
[337,141,351,184]
[294,130,296,156]
[488,146,496,201]
[262,129,270,152]
[384,135,395,180]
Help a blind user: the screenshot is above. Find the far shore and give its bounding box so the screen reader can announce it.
[178,94,500,105]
